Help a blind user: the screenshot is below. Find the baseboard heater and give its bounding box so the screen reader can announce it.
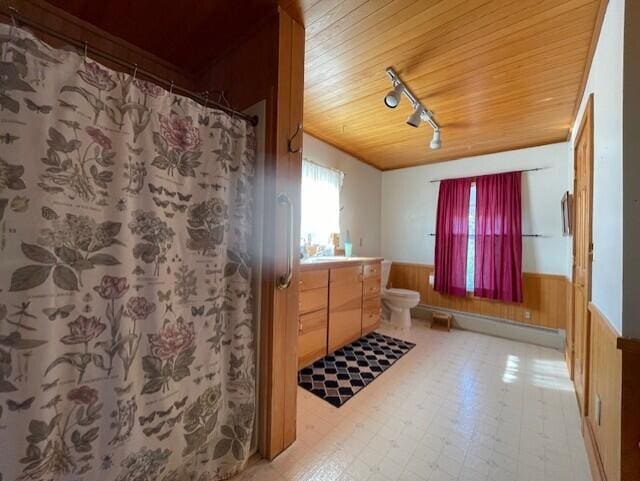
[412,304,566,351]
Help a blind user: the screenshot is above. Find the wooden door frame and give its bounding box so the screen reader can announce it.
[257,8,304,461]
[572,93,595,417]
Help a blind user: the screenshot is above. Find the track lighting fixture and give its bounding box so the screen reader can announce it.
[384,82,403,108]
[384,67,441,150]
[406,105,424,128]
[430,130,441,150]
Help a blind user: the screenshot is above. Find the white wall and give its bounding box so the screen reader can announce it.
[381,143,572,276]
[570,0,624,334]
[302,133,382,257]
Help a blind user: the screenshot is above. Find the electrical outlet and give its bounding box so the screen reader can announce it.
[595,395,601,425]
[524,311,531,320]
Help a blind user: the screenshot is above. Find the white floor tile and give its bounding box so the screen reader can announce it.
[230,321,592,481]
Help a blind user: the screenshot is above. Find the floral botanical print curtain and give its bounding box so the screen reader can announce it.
[0,24,257,481]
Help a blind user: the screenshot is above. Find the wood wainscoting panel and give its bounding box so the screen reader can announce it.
[587,303,622,481]
[618,336,640,481]
[581,303,640,481]
[388,263,569,330]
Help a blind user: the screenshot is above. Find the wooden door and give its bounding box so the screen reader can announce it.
[572,95,594,417]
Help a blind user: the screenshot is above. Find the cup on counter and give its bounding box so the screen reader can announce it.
[344,242,352,257]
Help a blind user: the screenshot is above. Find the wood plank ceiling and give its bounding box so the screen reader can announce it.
[44,0,604,170]
[295,0,605,170]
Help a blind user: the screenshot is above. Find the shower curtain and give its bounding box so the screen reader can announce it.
[0,23,257,481]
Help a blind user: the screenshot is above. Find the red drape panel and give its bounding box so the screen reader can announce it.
[474,172,523,302]
[434,178,472,297]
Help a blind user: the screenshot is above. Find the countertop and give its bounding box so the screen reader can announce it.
[300,256,383,271]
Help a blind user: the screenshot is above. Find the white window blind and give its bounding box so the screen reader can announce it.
[300,159,343,247]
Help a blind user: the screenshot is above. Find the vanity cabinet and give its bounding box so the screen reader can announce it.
[298,269,329,369]
[328,265,364,352]
[297,258,382,368]
[362,263,382,335]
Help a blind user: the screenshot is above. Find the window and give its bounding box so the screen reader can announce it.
[434,172,522,302]
[300,159,343,254]
[465,182,476,292]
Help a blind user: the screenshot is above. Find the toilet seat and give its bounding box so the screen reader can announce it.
[382,288,420,299]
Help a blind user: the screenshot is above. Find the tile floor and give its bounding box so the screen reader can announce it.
[237,320,592,481]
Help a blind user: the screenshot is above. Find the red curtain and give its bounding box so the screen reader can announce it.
[474,172,523,303]
[434,178,472,297]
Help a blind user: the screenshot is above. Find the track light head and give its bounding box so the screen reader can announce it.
[384,67,442,151]
[384,83,403,108]
[430,130,441,150]
[406,105,423,128]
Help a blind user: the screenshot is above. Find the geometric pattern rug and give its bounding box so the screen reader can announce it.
[298,332,416,407]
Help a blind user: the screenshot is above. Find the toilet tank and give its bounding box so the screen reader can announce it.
[381,260,392,288]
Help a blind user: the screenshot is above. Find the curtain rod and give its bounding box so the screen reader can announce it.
[303,157,345,176]
[2,6,259,126]
[429,167,549,183]
[426,233,547,238]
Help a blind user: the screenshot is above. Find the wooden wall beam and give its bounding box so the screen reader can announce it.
[202,7,304,461]
[4,0,193,87]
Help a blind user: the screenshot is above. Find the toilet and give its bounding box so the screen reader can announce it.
[380,260,421,330]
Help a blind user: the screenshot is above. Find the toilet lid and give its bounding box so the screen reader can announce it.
[383,288,419,299]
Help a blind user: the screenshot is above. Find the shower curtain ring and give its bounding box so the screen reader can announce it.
[168,80,174,96]
[8,6,18,40]
[83,41,88,63]
[8,6,17,28]
[202,91,209,111]
[131,63,138,81]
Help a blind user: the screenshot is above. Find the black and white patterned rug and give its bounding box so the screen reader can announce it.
[298,332,415,407]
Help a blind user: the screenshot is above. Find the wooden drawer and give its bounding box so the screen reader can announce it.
[363,296,381,312]
[362,297,381,334]
[363,275,381,299]
[363,262,381,278]
[299,307,328,334]
[298,308,328,368]
[299,287,328,315]
[299,269,329,291]
[330,265,362,284]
